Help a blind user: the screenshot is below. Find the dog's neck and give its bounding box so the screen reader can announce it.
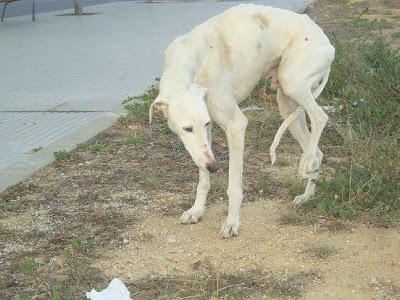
[160,67,194,93]
[159,39,205,96]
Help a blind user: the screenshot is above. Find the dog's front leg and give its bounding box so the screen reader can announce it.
[180,168,210,224]
[220,111,248,238]
[181,125,212,224]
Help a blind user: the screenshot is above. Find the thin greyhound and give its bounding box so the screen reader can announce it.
[149,4,335,238]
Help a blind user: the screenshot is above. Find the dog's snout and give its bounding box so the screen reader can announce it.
[206,162,219,173]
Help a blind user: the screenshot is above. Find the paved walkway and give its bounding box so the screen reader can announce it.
[0,0,312,192]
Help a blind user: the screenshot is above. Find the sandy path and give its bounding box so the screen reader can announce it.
[96,198,400,299]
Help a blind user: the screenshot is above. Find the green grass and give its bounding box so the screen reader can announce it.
[53,150,71,161]
[77,142,117,154]
[69,237,93,256]
[256,175,273,195]
[125,135,145,146]
[160,126,173,136]
[303,17,400,224]
[275,157,291,167]
[210,177,228,201]
[283,177,305,198]
[0,196,19,211]
[124,84,159,119]
[143,176,161,188]
[91,143,107,152]
[19,259,38,274]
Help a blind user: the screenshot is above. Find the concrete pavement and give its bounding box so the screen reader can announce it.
[0,0,313,192]
[2,0,133,18]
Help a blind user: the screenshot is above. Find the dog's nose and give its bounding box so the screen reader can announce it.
[206,162,219,173]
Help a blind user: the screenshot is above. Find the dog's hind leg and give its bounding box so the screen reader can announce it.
[276,89,324,205]
[180,125,212,224]
[278,48,330,206]
[291,69,330,205]
[279,41,334,174]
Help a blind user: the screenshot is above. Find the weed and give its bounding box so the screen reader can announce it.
[53,150,71,161]
[91,143,107,152]
[12,238,106,299]
[6,184,18,193]
[302,18,400,224]
[304,245,338,260]
[173,140,185,152]
[143,176,161,188]
[257,108,283,142]
[125,102,149,118]
[0,222,8,235]
[19,259,38,274]
[117,114,131,126]
[124,85,159,119]
[125,135,145,147]
[17,294,28,300]
[0,197,18,211]
[392,32,400,40]
[160,126,172,136]
[76,143,90,150]
[69,237,92,255]
[31,147,43,153]
[279,213,316,226]
[212,124,225,139]
[121,95,136,105]
[77,142,116,154]
[241,78,273,107]
[256,175,273,195]
[283,177,304,198]
[99,175,111,184]
[48,257,104,299]
[210,177,228,201]
[275,157,291,166]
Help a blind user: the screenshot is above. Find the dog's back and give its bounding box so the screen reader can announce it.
[162,4,332,101]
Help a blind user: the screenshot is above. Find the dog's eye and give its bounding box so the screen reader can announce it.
[183,126,193,132]
[205,121,211,127]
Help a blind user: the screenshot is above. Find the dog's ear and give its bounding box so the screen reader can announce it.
[189,83,208,99]
[149,97,169,123]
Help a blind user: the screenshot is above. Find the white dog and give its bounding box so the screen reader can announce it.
[149,4,335,238]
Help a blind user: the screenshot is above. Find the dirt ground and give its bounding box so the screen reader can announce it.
[1,0,400,299]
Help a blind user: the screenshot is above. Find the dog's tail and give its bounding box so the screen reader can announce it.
[270,107,303,165]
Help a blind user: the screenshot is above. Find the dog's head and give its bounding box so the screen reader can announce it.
[149,84,218,172]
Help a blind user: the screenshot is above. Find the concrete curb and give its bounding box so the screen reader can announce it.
[0,112,120,192]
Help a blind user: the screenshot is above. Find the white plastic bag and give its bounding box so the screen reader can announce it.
[86,278,132,300]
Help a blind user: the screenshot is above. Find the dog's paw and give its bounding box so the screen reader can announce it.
[220,217,240,238]
[298,152,320,179]
[292,194,310,207]
[180,207,204,224]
